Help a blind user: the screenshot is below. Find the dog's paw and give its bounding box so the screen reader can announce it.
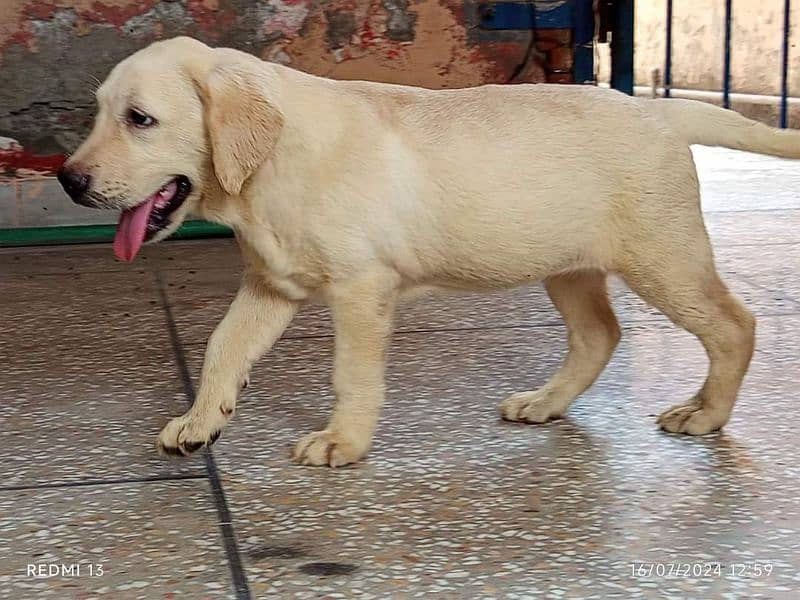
[156,411,227,457]
[500,390,567,424]
[291,429,368,467]
[657,402,728,435]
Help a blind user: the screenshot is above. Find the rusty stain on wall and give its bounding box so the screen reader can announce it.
[282,0,527,88]
[0,0,552,177]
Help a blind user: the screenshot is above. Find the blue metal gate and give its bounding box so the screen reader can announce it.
[477,1,635,94]
[479,1,792,129]
[664,0,792,128]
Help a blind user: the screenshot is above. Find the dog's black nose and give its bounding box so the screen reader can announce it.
[57,167,91,202]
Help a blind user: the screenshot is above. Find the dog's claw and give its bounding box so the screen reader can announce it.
[181,440,204,454]
[157,412,230,458]
[157,442,185,457]
[292,430,367,467]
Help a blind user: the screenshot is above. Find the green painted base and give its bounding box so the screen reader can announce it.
[0,220,233,247]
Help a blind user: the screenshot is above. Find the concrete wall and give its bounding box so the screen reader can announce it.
[0,0,552,177]
[0,0,573,229]
[636,0,799,93]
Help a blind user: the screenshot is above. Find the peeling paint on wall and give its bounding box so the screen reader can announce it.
[0,0,563,177]
[0,135,65,177]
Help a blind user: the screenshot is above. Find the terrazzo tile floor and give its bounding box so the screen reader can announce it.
[1,146,799,599]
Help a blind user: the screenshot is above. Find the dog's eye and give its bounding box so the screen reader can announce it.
[127,108,156,128]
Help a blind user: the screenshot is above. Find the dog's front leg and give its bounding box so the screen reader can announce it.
[293,273,398,467]
[157,274,297,456]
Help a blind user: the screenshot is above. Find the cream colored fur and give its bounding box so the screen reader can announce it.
[65,37,787,466]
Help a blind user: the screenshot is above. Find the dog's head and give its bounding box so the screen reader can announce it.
[58,37,284,261]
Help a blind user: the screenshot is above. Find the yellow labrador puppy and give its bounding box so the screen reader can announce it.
[59,37,797,467]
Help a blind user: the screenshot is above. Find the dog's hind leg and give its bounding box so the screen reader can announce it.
[618,226,755,435]
[500,270,621,423]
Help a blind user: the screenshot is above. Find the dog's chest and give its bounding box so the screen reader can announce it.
[263,270,312,301]
[238,229,319,301]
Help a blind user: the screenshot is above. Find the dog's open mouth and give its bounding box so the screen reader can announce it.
[113,176,191,262]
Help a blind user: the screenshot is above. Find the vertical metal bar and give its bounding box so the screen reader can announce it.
[665,0,673,98]
[573,0,595,84]
[781,0,791,128]
[611,0,635,95]
[723,0,733,108]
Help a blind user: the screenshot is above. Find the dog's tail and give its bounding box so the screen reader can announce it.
[647,98,800,159]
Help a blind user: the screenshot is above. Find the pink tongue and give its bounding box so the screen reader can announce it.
[113,197,157,262]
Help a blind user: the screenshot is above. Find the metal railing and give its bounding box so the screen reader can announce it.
[664,0,792,128]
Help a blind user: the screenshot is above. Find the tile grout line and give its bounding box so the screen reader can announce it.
[154,270,252,600]
[735,274,800,308]
[702,208,800,214]
[178,310,800,350]
[0,474,207,493]
[3,241,798,282]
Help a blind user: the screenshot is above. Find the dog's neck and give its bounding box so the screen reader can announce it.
[195,168,247,227]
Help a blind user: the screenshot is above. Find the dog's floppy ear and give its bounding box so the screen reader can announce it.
[197,61,284,196]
